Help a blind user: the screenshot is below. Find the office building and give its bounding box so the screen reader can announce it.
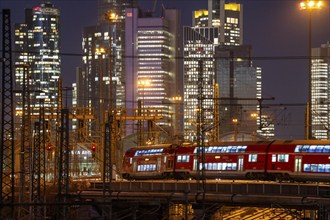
[215,46,259,136]
[125,8,182,141]
[311,43,330,139]
[74,0,137,136]
[194,1,243,45]
[15,2,61,116]
[183,27,217,142]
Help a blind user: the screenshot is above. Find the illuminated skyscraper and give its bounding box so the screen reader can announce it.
[215,45,263,139]
[15,2,61,115]
[311,43,330,139]
[194,1,243,45]
[74,0,137,135]
[185,1,271,141]
[125,8,182,139]
[183,27,217,142]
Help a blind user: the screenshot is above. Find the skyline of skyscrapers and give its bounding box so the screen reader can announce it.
[11,0,329,142]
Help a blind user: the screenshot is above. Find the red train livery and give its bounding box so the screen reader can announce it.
[121,140,330,182]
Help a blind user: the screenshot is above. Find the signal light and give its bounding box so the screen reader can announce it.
[91,145,96,159]
[47,145,52,151]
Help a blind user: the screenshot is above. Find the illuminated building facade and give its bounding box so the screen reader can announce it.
[14,2,61,116]
[125,8,182,138]
[311,43,330,139]
[183,27,217,142]
[194,1,243,45]
[74,0,137,134]
[215,45,263,138]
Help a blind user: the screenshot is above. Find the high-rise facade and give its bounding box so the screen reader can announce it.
[15,2,61,115]
[215,45,262,139]
[183,27,217,142]
[184,1,271,141]
[74,0,137,135]
[125,8,182,140]
[311,43,330,139]
[202,0,243,45]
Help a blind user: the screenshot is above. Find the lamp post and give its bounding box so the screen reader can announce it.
[299,0,323,139]
[172,95,182,140]
[95,47,106,134]
[105,11,118,112]
[232,118,238,141]
[138,79,150,110]
[137,79,150,145]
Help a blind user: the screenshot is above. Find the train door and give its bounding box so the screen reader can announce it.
[157,157,161,172]
[193,157,198,171]
[294,156,302,173]
[238,156,244,172]
[133,159,137,173]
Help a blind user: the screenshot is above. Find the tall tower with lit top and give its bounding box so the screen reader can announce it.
[15,2,61,115]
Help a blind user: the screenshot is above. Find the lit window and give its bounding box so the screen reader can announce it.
[248,154,257,162]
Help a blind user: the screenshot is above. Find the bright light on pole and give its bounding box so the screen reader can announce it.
[299,0,323,139]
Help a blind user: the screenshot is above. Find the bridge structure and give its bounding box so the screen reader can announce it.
[75,180,330,219]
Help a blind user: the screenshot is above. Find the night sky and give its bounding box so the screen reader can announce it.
[1,0,329,139]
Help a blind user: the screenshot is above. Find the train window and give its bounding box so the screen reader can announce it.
[301,145,309,152]
[310,164,318,172]
[238,146,247,152]
[304,164,330,172]
[315,145,324,153]
[318,164,325,172]
[324,145,330,153]
[277,154,289,162]
[135,148,164,156]
[309,145,317,152]
[194,146,247,154]
[248,154,258,162]
[295,145,302,152]
[295,144,330,153]
[304,164,311,172]
[272,154,276,162]
[326,164,330,172]
[137,164,157,172]
[177,155,190,163]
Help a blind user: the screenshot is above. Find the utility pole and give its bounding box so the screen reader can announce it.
[0,9,15,219]
[196,59,206,214]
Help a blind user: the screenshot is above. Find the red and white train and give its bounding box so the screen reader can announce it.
[122,140,330,182]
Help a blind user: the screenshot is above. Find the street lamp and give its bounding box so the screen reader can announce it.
[137,79,150,110]
[95,47,106,128]
[172,95,182,140]
[137,80,150,145]
[232,118,239,141]
[299,0,323,139]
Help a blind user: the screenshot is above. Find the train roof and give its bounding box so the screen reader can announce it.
[126,143,177,151]
[183,140,330,147]
[272,140,330,145]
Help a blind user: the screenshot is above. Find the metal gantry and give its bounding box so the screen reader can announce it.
[196,59,206,217]
[57,109,70,220]
[30,100,47,219]
[102,114,113,219]
[18,64,32,219]
[0,9,15,219]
